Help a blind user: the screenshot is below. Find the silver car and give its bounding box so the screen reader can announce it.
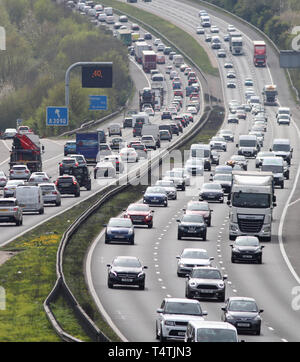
[0,170,7,187]
[176,248,214,277]
[3,180,25,197]
[9,165,31,180]
[0,198,23,226]
[39,183,61,206]
[155,180,177,200]
[28,172,51,184]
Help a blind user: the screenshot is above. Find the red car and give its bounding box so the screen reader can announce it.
[123,203,154,228]
[183,201,212,226]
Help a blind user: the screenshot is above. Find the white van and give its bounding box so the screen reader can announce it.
[94,161,116,179]
[185,320,239,342]
[105,15,115,24]
[151,73,164,82]
[200,15,211,27]
[104,7,113,16]
[15,185,44,214]
[276,107,290,118]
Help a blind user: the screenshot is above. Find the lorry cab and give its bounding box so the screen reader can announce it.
[237,135,259,158]
[270,138,292,165]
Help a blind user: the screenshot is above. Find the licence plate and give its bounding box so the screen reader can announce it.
[121,278,133,282]
[199,289,214,293]
[237,323,250,327]
[178,332,185,336]
[0,209,9,212]
[114,235,125,238]
[61,184,71,187]
[189,229,197,233]
[243,255,253,258]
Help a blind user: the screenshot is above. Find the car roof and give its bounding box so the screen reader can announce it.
[227,296,256,303]
[0,197,17,201]
[181,248,208,253]
[164,298,200,304]
[188,320,237,330]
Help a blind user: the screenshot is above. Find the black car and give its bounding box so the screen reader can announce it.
[169,123,179,136]
[199,183,224,203]
[143,186,168,207]
[177,214,207,241]
[69,165,91,191]
[104,217,135,244]
[55,175,80,197]
[123,117,133,128]
[144,32,152,40]
[221,297,263,335]
[161,111,172,120]
[211,174,232,194]
[210,150,220,165]
[230,236,264,264]
[59,157,78,176]
[107,256,148,290]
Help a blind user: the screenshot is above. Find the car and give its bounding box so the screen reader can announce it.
[157,43,165,52]
[183,201,212,226]
[129,143,148,159]
[211,173,232,194]
[156,55,165,64]
[104,217,135,244]
[224,62,233,68]
[244,78,254,86]
[59,157,78,176]
[230,235,264,264]
[109,137,124,151]
[108,123,122,137]
[131,23,139,31]
[218,129,234,142]
[252,120,267,132]
[255,151,275,168]
[9,165,31,180]
[3,180,25,198]
[39,183,61,206]
[28,172,51,184]
[143,186,168,207]
[102,155,125,173]
[155,180,177,200]
[205,33,212,42]
[168,51,177,60]
[0,198,23,226]
[94,161,116,179]
[123,203,154,228]
[64,140,77,156]
[54,175,80,197]
[68,164,91,190]
[210,25,219,33]
[186,106,198,115]
[119,15,128,22]
[0,170,7,187]
[227,155,248,170]
[227,71,236,79]
[217,49,226,57]
[214,165,233,175]
[185,320,238,342]
[227,24,236,32]
[211,150,220,165]
[119,147,139,163]
[199,183,224,203]
[141,135,157,150]
[161,110,172,120]
[170,123,180,136]
[68,154,87,166]
[144,32,152,40]
[196,26,205,34]
[185,266,227,301]
[96,143,113,160]
[209,136,227,151]
[172,168,191,186]
[3,128,17,139]
[223,33,230,42]
[107,256,147,289]
[156,298,207,342]
[176,248,214,277]
[177,214,207,241]
[249,131,264,148]
[163,46,172,55]
[227,115,239,124]
[221,297,263,335]
[184,158,204,176]
[277,114,291,125]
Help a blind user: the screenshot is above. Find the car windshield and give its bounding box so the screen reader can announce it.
[127,204,149,212]
[156,181,174,187]
[202,184,221,190]
[273,144,290,152]
[187,203,209,211]
[197,329,237,342]
[191,269,221,279]
[167,171,182,178]
[239,140,256,147]
[165,302,202,316]
[232,192,270,208]
[261,165,283,173]
[108,219,132,227]
[182,250,208,259]
[0,200,16,206]
[235,237,259,246]
[113,258,141,268]
[279,115,289,119]
[146,187,166,194]
[258,152,273,158]
[228,300,258,313]
[182,215,204,223]
[214,174,232,181]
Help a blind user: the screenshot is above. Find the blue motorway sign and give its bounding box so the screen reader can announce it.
[89,95,107,110]
[46,106,68,126]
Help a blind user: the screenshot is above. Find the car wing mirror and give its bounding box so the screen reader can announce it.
[223,275,228,280]
[156,308,163,313]
[202,311,208,316]
[259,309,264,313]
[106,264,111,267]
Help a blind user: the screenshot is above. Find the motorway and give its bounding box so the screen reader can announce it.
[86,0,300,342]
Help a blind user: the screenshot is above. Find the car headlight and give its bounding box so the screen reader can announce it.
[254,315,261,321]
[109,271,117,277]
[189,281,196,287]
[226,313,235,321]
[217,282,224,288]
[165,321,176,326]
[128,228,134,235]
[179,263,185,268]
[137,272,145,278]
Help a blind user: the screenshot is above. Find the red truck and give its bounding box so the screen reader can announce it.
[253,40,266,67]
[142,50,157,72]
[9,133,43,172]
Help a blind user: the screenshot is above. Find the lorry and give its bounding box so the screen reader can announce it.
[229,32,243,55]
[9,133,42,172]
[139,87,155,111]
[117,29,132,46]
[253,40,266,67]
[173,54,184,68]
[132,112,150,137]
[227,170,276,241]
[141,124,160,148]
[76,130,106,163]
[262,84,278,105]
[151,81,165,110]
[134,41,150,63]
[142,50,157,72]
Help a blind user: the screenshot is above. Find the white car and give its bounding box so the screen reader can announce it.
[176,248,214,276]
[154,38,161,46]
[0,170,7,187]
[209,136,227,151]
[119,147,139,163]
[156,298,207,342]
[3,128,17,139]
[28,172,51,184]
[196,26,205,34]
[184,158,204,176]
[155,180,177,200]
[9,165,31,180]
[3,180,25,198]
[210,25,219,33]
[255,151,276,168]
[39,183,61,206]
[187,106,198,115]
[163,171,186,190]
[277,114,291,125]
[172,168,191,186]
[218,129,234,142]
[102,155,125,173]
[94,161,116,178]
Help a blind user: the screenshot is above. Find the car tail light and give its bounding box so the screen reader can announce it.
[55,181,58,186]
[10,170,13,173]
[73,181,77,185]
[13,207,18,212]
[59,163,62,167]
[4,187,8,190]
[43,178,47,181]
[52,191,58,195]
[25,170,29,173]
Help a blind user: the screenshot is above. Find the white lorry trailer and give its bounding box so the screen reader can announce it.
[227,171,275,241]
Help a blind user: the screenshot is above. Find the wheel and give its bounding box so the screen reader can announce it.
[105,238,109,244]
[229,235,236,241]
[220,199,224,203]
[156,323,160,340]
[164,202,168,207]
[185,289,192,299]
[16,219,21,226]
[178,233,182,240]
[257,256,262,264]
[207,219,211,227]
[286,173,290,180]
[181,186,186,191]
[39,208,44,215]
[86,183,91,191]
[55,201,61,207]
[231,257,235,263]
[218,293,225,302]
[75,192,80,197]
[148,222,153,229]
[130,237,134,245]
[139,283,145,290]
[202,233,207,241]
[281,182,284,189]
[107,280,113,288]
[255,327,261,336]
[160,327,167,342]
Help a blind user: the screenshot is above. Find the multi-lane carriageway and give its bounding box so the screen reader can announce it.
[85,0,300,342]
[0,0,300,342]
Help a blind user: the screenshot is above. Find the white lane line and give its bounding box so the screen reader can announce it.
[281,339,288,342]
[268,326,274,331]
[288,198,300,208]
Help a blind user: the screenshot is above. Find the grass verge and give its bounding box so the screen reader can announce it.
[100,0,218,76]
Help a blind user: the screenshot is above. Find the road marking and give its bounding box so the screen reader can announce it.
[281,338,288,342]
[288,198,300,208]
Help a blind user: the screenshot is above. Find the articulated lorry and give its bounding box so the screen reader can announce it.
[76,130,106,163]
[134,41,150,64]
[227,170,276,241]
[9,133,42,172]
[229,32,243,55]
[253,40,266,67]
[262,84,278,105]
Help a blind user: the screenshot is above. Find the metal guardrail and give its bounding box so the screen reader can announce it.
[44,2,221,342]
